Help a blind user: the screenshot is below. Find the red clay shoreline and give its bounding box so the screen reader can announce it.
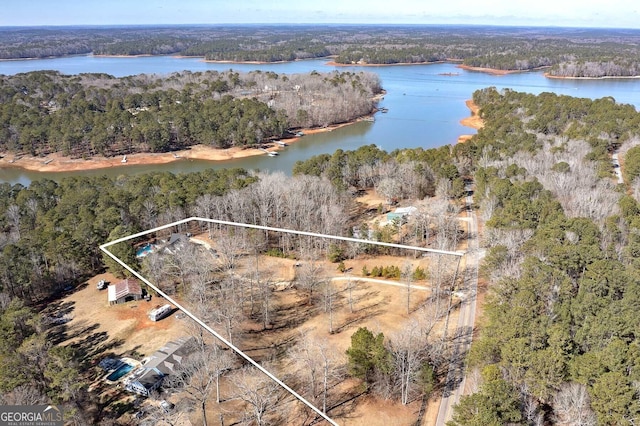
[0,122,360,173]
[325,60,451,67]
[458,99,483,144]
[0,95,477,173]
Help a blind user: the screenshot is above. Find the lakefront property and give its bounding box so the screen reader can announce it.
[2,22,640,426]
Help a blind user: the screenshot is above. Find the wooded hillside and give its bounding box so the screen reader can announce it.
[0,69,380,157]
[449,89,640,425]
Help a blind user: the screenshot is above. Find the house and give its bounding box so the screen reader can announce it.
[107,278,143,305]
[162,233,189,254]
[386,206,417,223]
[125,337,194,396]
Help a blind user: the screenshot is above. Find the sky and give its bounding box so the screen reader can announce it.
[1,0,639,29]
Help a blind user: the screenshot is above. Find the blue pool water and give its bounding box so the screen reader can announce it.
[106,363,134,381]
[136,244,153,258]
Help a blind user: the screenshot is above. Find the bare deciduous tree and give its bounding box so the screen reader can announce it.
[166,346,218,426]
[216,230,246,271]
[210,344,236,404]
[231,365,284,426]
[143,395,189,426]
[552,382,597,426]
[376,177,402,206]
[295,262,326,305]
[323,279,335,334]
[211,274,245,345]
[388,320,432,405]
[402,262,413,315]
[0,384,47,405]
[290,331,343,413]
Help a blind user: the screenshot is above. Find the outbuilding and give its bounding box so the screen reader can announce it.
[108,278,143,305]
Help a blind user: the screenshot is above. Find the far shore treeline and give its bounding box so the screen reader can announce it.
[0,69,381,157]
[2,25,640,77]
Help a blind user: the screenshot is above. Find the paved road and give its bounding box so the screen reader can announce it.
[435,184,480,425]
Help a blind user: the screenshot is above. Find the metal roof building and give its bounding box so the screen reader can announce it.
[107,278,143,305]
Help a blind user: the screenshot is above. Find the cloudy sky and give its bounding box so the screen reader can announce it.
[2,0,638,28]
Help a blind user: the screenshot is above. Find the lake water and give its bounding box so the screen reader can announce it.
[2,55,640,185]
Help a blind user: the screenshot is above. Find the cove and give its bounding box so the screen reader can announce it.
[2,56,640,185]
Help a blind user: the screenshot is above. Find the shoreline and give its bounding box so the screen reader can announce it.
[326,60,447,67]
[199,57,289,65]
[0,121,358,173]
[92,53,155,58]
[544,72,640,80]
[5,54,639,80]
[456,64,526,76]
[456,64,553,76]
[0,95,474,172]
[458,99,483,143]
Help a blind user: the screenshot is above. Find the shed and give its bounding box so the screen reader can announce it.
[108,278,143,305]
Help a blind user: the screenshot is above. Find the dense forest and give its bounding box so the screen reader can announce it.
[2,25,640,77]
[445,89,640,425]
[0,69,380,157]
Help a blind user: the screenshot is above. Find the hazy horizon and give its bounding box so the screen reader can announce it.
[2,0,638,30]
[0,23,638,31]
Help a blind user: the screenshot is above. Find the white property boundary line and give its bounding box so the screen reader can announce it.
[100,217,464,426]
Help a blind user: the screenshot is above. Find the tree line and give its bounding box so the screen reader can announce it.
[3,25,640,76]
[0,69,380,157]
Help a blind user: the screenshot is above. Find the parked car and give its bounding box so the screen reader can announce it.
[96,279,107,290]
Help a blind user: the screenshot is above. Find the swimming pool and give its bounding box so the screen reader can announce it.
[106,362,134,381]
[136,243,154,258]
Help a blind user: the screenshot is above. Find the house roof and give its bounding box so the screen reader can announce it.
[107,278,143,302]
[168,233,188,246]
[136,368,165,389]
[143,337,193,376]
[394,206,417,215]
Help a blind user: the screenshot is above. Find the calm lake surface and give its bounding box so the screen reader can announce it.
[2,55,640,185]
